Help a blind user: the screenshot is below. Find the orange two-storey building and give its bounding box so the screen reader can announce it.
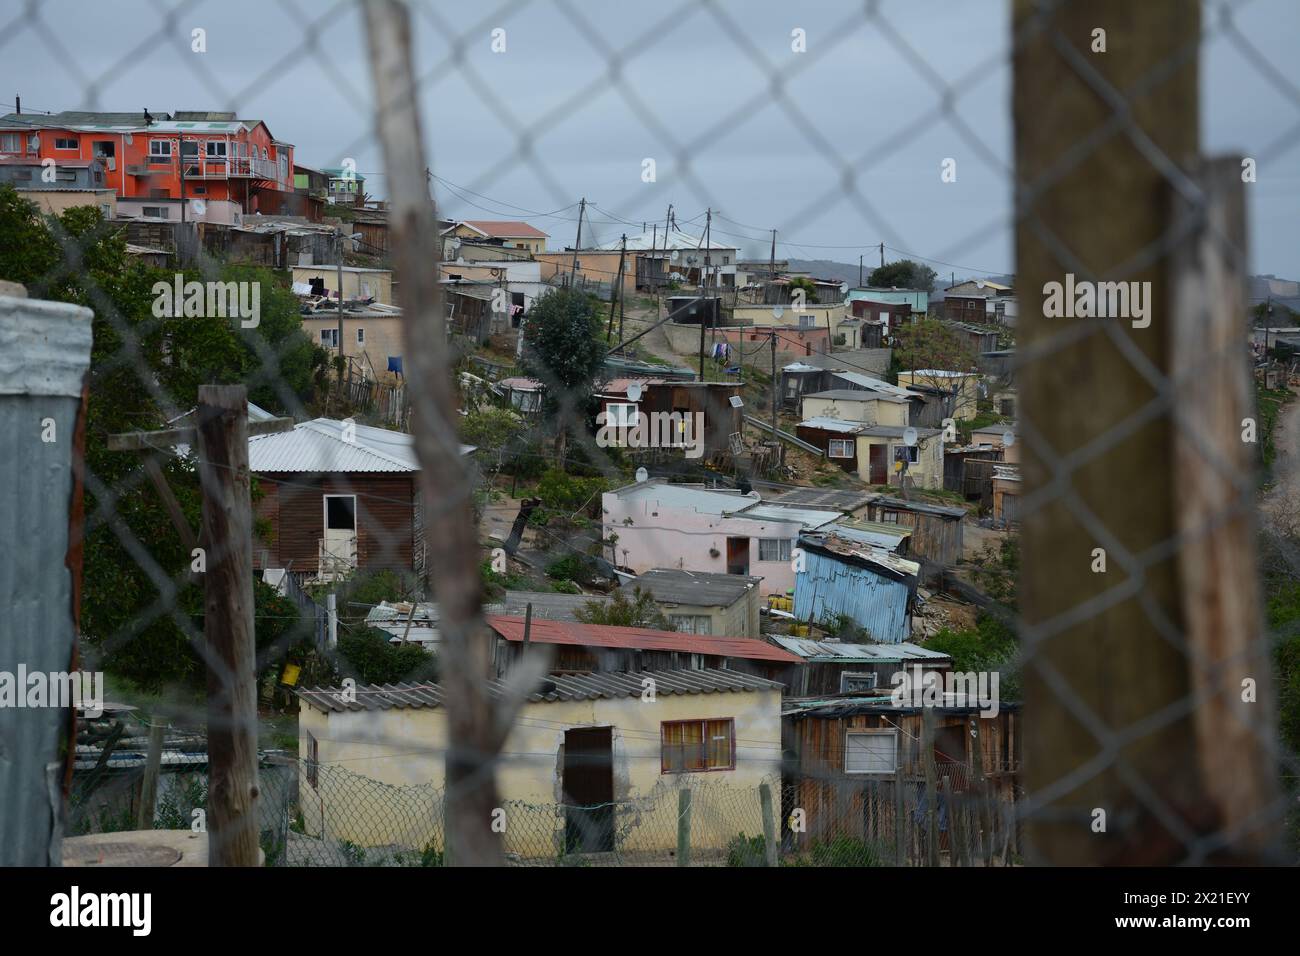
[0,109,296,222]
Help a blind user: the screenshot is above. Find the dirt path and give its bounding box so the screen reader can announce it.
[1262,388,1300,527]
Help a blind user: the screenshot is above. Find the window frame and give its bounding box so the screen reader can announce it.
[320,328,339,348]
[845,729,898,775]
[605,402,639,428]
[757,537,791,563]
[356,327,366,345]
[661,718,735,774]
[668,614,712,636]
[148,139,173,159]
[828,438,855,459]
[0,132,21,153]
[54,136,79,151]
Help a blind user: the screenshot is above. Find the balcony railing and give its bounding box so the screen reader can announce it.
[128,155,280,180]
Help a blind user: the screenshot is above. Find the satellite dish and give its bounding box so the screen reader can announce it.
[1002,430,1015,447]
[190,199,207,215]
[626,382,643,402]
[670,250,680,262]
[635,467,649,483]
[903,426,918,446]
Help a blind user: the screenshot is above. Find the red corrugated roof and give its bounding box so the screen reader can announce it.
[462,220,549,239]
[486,615,801,663]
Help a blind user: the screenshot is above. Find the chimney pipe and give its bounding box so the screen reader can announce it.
[14,95,19,115]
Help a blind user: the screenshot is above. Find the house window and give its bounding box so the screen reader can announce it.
[181,140,199,157]
[0,133,21,153]
[605,402,639,427]
[142,206,167,218]
[894,444,920,464]
[879,510,899,524]
[191,185,206,195]
[206,140,227,157]
[148,140,172,159]
[356,328,365,345]
[661,718,734,773]
[758,538,791,562]
[54,136,78,150]
[320,328,339,347]
[306,732,319,789]
[840,672,879,693]
[828,438,854,459]
[669,614,712,635]
[845,730,897,774]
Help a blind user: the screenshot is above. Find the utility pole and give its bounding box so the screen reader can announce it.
[699,208,711,381]
[179,133,186,229]
[859,254,863,287]
[570,197,586,285]
[607,234,626,343]
[770,328,778,452]
[661,203,673,291]
[879,241,884,269]
[336,229,346,387]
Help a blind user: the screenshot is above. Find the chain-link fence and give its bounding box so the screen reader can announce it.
[2,0,1299,869]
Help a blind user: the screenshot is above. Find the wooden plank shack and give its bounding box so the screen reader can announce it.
[862,495,966,577]
[782,699,1020,853]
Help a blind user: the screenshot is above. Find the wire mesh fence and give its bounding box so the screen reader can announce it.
[1,0,1298,870]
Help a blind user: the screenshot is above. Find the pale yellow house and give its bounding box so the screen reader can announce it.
[855,425,945,489]
[897,369,982,421]
[299,306,405,379]
[800,389,909,427]
[16,188,116,218]
[297,670,782,859]
[730,302,847,333]
[619,569,764,638]
[971,423,1019,465]
[291,265,394,305]
[448,219,548,253]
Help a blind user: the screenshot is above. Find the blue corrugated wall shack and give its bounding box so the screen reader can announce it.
[793,539,917,643]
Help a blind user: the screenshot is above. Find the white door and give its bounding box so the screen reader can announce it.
[321,495,358,574]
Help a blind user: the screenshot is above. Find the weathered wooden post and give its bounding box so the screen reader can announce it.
[759,781,778,866]
[922,707,939,866]
[136,717,167,830]
[0,290,92,866]
[195,384,260,866]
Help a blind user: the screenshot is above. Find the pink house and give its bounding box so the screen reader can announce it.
[602,480,841,600]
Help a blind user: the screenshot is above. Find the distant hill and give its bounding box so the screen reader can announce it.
[784,258,1012,297]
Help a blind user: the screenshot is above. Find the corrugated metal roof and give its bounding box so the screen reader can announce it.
[805,388,907,404]
[770,637,950,663]
[620,568,760,607]
[487,615,802,663]
[299,668,782,713]
[829,519,911,551]
[869,495,967,519]
[797,416,865,434]
[247,419,474,473]
[607,480,760,516]
[827,372,920,399]
[767,487,873,513]
[740,504,840,530]
[596,228,736,252]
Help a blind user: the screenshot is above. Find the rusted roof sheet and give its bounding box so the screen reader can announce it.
[298,668,783,713]
[486,615,802,663]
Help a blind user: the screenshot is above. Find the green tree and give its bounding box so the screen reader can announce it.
[867,259,937,293]
[519,287,606,466]
[337,627,436,685]
[787,276,819,304]
[892,318,979,417]
[0,185,319,690]
[575,587,675,629]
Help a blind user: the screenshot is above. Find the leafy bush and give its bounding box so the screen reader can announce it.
[808,836,886,867]
[337,627,436,685]
[535,468,609,517]
[575,587,674,629]
[726,832,768,867]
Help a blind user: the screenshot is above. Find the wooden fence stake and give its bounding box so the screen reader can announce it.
[136,718,166,830]
[676,789,692,867]
[196,384,260,866]
[759,782,778,867]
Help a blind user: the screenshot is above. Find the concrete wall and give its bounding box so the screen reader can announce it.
[801,395,908,426]
[604,493,803,598]
[16,189,116,218]
[299,687,782,855]
[292,266,394,305]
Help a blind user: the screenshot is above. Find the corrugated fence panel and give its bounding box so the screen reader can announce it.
[792,550,911,643]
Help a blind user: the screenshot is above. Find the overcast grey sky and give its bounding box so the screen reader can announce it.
[4,0,1298,278]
